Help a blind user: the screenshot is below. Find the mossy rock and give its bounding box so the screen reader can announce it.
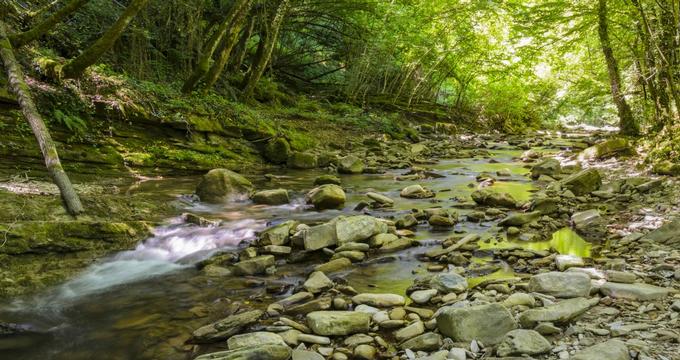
[196,169,254,203]
[579,138,632,160]
[653,161,680,176]
[287,152,318,169]
[263,138,291,164]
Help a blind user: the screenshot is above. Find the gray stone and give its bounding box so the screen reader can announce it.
[336,216,388,244]
[292,349,324,360]
[579,138,631,160]
[297,334,331,345]
[338,155,364,174]
[195,344,291,360]
[410,289,437,304]
[395,320,425,342]
[191,310,263,343]
[314,175,341,186]
[562,169,602,195]
[306,311,371,336]
[314,258,352,273]
[642,219,680,246]
[436,303,517,345]
[429,272,468,293]
[336,242,370,252]
[366,192,394,206]
[196,169,254,203]
[306,185,346,210]
[531,158,561,179]
[233,255,275,275]
[227,332,286,350]
[471,189,517,208]
[302,223,338,251]
[352,293,405,307]
[499,211,541,226]
[252,189,290,205]
[600,282,671,301]
[304,271,333,294]
[571,340,628,360]
[528,271,591,298]
[259,221,297,246]
[496,329,551,357]
[331,250,365,262]
[288,152,318,169]
[518,297,598,327]
[353,344,376,360]
[400,184,435,199]
[399,332,442,351]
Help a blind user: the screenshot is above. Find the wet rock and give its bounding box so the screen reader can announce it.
[579,138,631,160]
[336,242,370,252]
[531,158,561,179]
[288,152,318,169]
[302,223,338,251]
[437,303,517,345]
[496,329,551,357]
[306,311,371,336]
[503,293,535,307]
[653,161,680,176]
[259,221,297,246]
[471,189,517,208]
[195,344,291,360]
[400,184,435,199]
[263,245,292,255]
[399,332,442,351]
[252,189,290,205]
[498,211,540,226]
[314,175,341,186]
[605,270,636,284]
[196,169,254,203]
[378,237,413,253]
[233,255,275,275]
[554,255,584,271]
[292,349,324,360]
[297,334,331,344]
[336,215,388,244]
[395,320,425,342]
[338,155,365,174]
[331,250,365,262]
[531,197,559,215]
[428,213,457,227]
[518,297,598,327]
[571,339,628,360]
[227,331,286,350]
[366,192,394,207]
[396,214,418,228]
[448,348,466,360]
[286,297,333,315]
[410,289,437,304]
[528,271,591,298]
[600,282,670,300]
[641,219,680,246]
[352,293,405,307]
[561,169,601,196]
[263,138,291,164]
[314,258,352,273]
[304,271,333,294]
[429,272,468,293]
[276,292,314,310]
[306,185,346,210]
[191,310,263,343]
[534,322,561,335]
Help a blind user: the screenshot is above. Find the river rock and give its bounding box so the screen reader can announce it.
[399,332,441,351]
[227,332,286,350]
[191,310,263,343]
[314,258,352,273]
[561,169,601,195]
[233,255,275,275]
[353,344,376,360]
[306,185,346,210]
[195,344,291,360]
[352,293,405,307]
[292,349,324,360]
[288,152,318,169]
[410,289,437,304]
[338,155,364,174]
[641,219,680,246]
[471,189,517,208]
[263,137,291,164]
[496,329,551,357]
[428,213,457,227]
[252,189,290,205]
[600,282,670,300]
[429,272,467,293]
[259,220,297,246]
[396,214,418,228]
[499,211,540,226]
[436,303,517,345]
[653,161,680,176]
[528,271,591,298]
[196,169,254,203]
[531,158,561,179]
[302,223,338,250]
[579,138,631,160]
[306,311,371,336]
[571,339,628,360]
[314,175,341,186]
[395,320,425,342]
[366,192,394,206]
[400,184,435,199]
[304,271,333,294]
[336,215,387,244]
[331,250,365,262]
[518,297,598,327]
[378,237,413,252]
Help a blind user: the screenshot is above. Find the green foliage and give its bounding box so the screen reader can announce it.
[52,109,87,134]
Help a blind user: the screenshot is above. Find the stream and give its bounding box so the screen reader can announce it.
[0,138,594,359]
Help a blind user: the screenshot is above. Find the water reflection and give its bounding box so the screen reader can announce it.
[478,227,592,258]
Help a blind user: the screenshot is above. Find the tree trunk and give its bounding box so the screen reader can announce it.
[0,22,83,215]
[241,0,290,100]
[181,0,252,93]
[229,14,256,72]
[201,2,253,92]
[60,0,149,79]
[597,0,639,136]
[9,0,90,48]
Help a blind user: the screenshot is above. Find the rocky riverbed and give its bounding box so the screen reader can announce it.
[1,128,679,360]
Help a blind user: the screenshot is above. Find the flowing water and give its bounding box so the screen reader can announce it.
[0,141,593,359]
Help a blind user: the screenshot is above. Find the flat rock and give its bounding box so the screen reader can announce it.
[600,282,671,301]
[518,297,598,327]
[352,293,405,307]
[304,271,333,294]
[437,303,517,345]
[528,271,591,298]
[571,339,628,360]
[195,344,291,360]
[306,311,371,336]
[429,272,468,293]
[399,332,442,351]
[227,332,286,350]
[496,329,551,357]
[191,310,263,343]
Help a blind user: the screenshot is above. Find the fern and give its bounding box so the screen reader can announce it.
[53,110,87,134]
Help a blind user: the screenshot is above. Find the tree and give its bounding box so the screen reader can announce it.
[0,21,84,215]
[60,0,150,79]
[9,0,91,48]
[597,0,639,136]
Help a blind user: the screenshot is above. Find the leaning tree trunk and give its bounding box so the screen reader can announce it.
[181,0,252,94]
[9,0,90,48]
[60,0,149,79]
[597,0,639,136]
[201,2,253,92]
[241,0,290,100]
[0,22,83,215]
[229,15,256,72]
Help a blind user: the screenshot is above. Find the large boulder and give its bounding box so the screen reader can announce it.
[528,271,591,298]
[196,169,254,203]
[496,329,551,357]
[338,155,365,174]
[336,215,388,244]
[302,223,338,251]
[252,189,289,205]
[653,161,680,176]
[263,137,291,164]
[571,340,628,360]
[471,189,517,208]
[561,169,601,196]
[306,311,371,336]
[288,152,318,169]
[306,184,346,210]
[436,303,517,345]
[642,219,680,246]
[518,297,598,327]
[195,344,291,360]
[531,158,561,179]
[579,138,632,160]
[258,220,297,246]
